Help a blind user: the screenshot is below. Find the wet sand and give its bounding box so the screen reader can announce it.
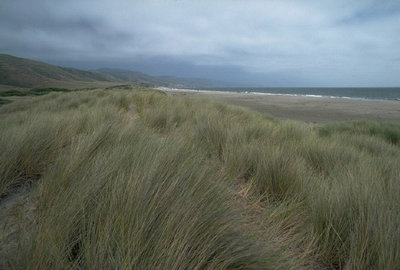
[162,88,400,124]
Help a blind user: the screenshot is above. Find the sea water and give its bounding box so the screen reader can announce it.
[200,87,400,101]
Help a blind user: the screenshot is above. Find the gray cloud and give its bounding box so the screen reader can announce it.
[0,0,399,86]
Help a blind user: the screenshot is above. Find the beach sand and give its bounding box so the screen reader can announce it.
[161,88,400,124]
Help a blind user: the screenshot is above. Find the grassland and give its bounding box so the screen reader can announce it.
[0,88,399,269]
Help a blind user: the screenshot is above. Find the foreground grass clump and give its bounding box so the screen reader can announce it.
[0,90,297,269]
[0,89,399,269]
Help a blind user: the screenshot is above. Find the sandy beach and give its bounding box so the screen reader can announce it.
[160,88,400,124]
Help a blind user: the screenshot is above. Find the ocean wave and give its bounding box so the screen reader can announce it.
[244,91,399,101]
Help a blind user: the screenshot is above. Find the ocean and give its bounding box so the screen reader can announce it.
[199,87,400,101]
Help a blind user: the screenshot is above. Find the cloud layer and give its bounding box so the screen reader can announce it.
[1,0,399,86]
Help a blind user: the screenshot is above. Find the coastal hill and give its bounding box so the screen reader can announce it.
[0,53,224,89]
[0,54,109,88]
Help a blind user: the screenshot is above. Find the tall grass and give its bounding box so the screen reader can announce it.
[132,91,400,269]
[318,120,400,146]
[1,88,399,269]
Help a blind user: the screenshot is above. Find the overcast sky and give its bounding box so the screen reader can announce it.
[1,0,399,86]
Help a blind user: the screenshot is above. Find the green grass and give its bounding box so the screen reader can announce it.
[0,87,71,97]
[1,88,399,269]
[0,90,27,97]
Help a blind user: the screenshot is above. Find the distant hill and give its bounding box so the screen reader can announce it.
[0,54,228,89]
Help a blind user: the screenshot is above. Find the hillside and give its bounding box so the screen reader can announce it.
[0,54,226,89]
[0,54,110,88]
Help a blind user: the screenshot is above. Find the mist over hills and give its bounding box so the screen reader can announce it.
[0,54,226,89]
[93,68,228,88]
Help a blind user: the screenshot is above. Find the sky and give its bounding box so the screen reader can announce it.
[0,0,399,87]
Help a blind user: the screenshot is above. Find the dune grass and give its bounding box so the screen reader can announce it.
[318,120,400,146]
[0,88,399,269]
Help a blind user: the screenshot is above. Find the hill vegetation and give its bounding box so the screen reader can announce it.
[0,88,399,269]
